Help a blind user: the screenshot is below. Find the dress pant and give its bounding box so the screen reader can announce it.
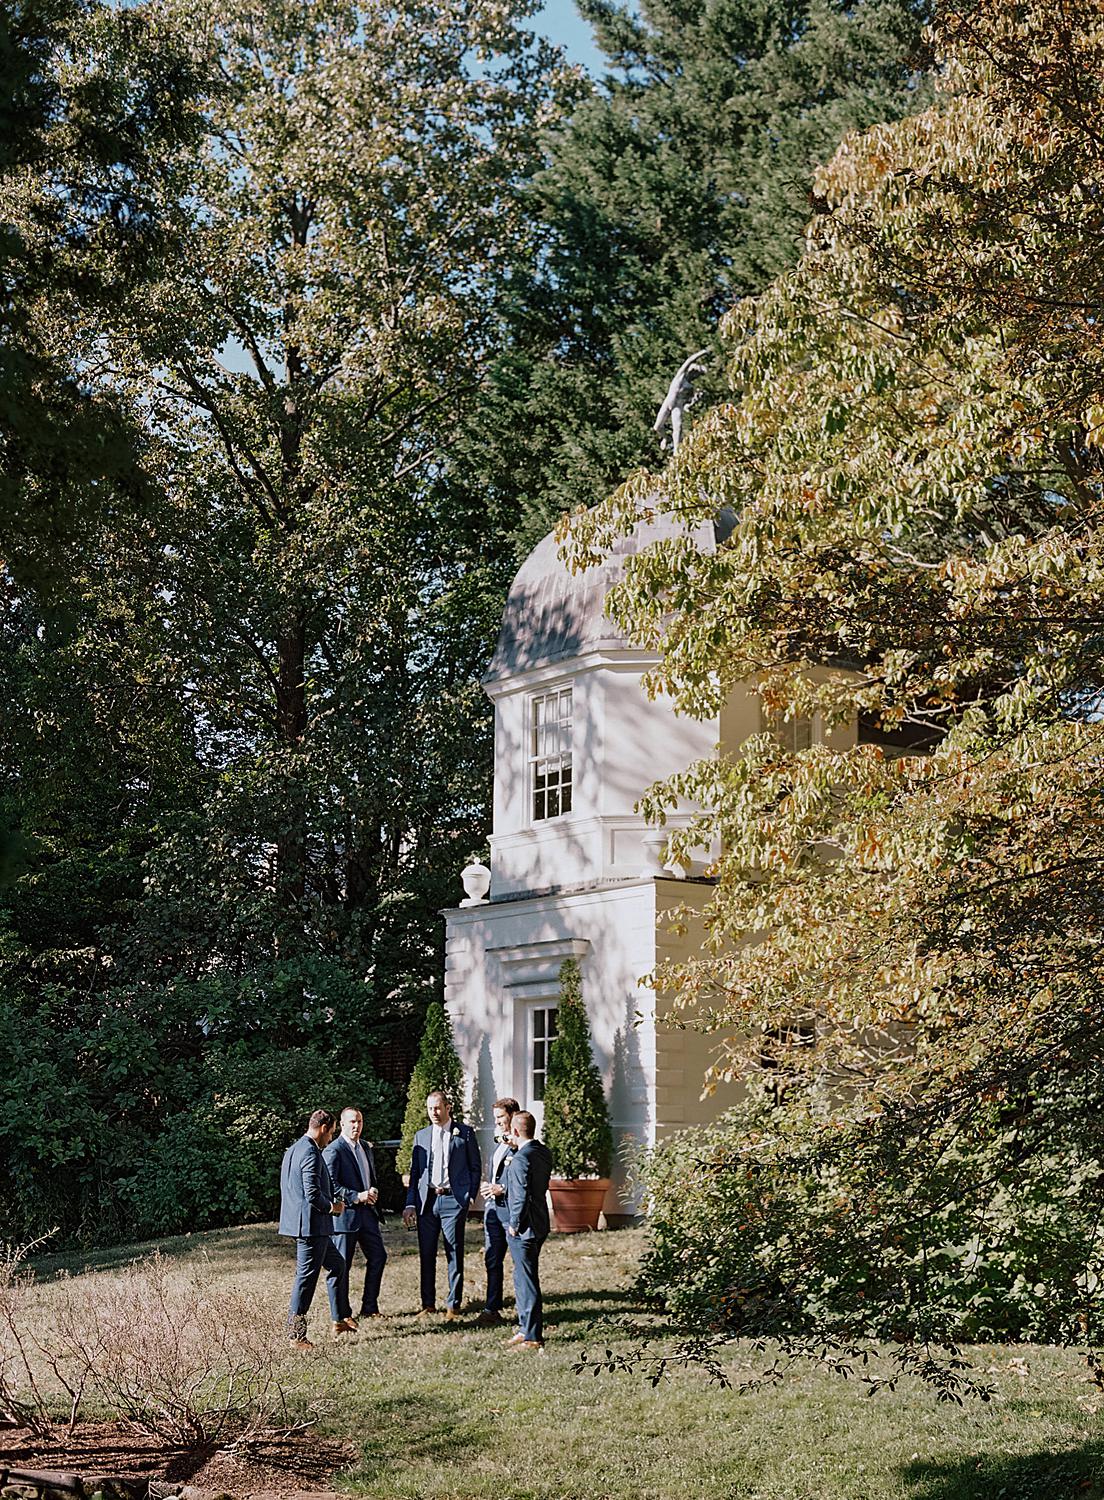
[416,1192,466,1310]
[333,1216,388,1317]
[287,1234,347,1337]
[483,1211,508,1312]
[507,1233,545,1342]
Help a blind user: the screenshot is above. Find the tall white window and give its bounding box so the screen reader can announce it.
[530,688,573,821]
[530,1005,559,1101]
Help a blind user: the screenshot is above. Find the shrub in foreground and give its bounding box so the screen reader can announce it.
[640,1098,1104,1347]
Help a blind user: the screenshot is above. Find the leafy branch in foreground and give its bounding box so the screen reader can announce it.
[574,1316,996,1404]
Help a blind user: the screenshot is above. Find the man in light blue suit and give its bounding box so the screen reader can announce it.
[402,1089,481,1319]
[505,1110,553,1351]
[324,1106,387,1322]
[476,1096,518,1327]
[278,1108,352,1348]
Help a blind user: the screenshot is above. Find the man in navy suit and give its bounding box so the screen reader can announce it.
[476,1096,518,1327]
[505,1110,553,1351]
[402,1089,481,1319]
[324,1106,388,1322]
[278,1107,352,1348]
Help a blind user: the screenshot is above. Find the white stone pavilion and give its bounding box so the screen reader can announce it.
[443,512,857,1221]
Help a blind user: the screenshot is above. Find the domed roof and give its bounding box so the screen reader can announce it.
[484,509,719,685]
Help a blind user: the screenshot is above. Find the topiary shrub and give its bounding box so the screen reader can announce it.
[397,1001,465,1175]
[542,958,612,1179]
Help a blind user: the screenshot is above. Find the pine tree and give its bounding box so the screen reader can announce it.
[542,959,612,1179]
[397,1003,465,1175]
[469,0,931,551]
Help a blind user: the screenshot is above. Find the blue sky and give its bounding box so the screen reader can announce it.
[531,0,607,74]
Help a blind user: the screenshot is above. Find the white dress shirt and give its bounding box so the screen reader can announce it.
[430,1125,451,1188]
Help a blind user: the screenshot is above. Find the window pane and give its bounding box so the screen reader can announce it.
[530,690,574,822]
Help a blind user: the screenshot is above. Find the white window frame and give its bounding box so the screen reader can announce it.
[761,703,816,753]
[528,1003,559,1109]
[529,686,573,822]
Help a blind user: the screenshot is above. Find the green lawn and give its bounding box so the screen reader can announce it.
[29,1223,1104,1500]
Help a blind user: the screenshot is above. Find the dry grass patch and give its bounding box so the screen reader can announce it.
[8,1223,1104,1500]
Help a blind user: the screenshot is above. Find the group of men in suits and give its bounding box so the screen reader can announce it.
[278,1090,553,1352]
[277,1104,386,1348]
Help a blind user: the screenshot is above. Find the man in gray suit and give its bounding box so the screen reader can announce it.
[278,1107,352,1348]
[324,1106,387,1322]
[505,1110,553,1351]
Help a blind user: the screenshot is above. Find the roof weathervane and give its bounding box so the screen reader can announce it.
[653,348,710,452]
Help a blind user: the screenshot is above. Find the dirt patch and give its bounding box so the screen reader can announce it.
[0,1424,356,1497]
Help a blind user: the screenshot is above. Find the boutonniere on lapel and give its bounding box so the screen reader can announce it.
[450,1125,460,1139]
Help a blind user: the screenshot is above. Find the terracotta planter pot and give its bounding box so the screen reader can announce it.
[549,1177,611,1233]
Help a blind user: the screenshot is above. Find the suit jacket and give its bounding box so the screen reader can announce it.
[406,1120,481,1212]
[485,1139,516,1226]
[324,1135,381,1233]
[278,1134,340,1238]
[506,1139,553,1242]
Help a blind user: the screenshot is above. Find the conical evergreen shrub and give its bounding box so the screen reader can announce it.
[398,1002,465,1175]
[542,958,613,1178]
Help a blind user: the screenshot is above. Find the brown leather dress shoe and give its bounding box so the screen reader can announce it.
[443,1307,461,1322]
[333,1320,357,1337]
[475,1310,503,1327]
[288,1337,315,1351]
[417,1306,438,1316]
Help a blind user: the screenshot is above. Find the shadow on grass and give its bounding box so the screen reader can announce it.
[901,1442,1104,1500]
[31,1224,279,1281]
[541,1286,644,1326]
[350,1392,496,1480]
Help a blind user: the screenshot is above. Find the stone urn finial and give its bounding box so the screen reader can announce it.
[639,831,669,878]
[460,859,491,906]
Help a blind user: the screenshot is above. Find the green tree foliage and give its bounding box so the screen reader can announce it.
[542,959,612,1179]
[472,0,930,548]
[0,0,572,1247]
[397,1002,465,1175]
[568,0,1104,1360]
[0,0,201,587]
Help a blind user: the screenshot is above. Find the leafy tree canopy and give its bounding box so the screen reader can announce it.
[0,0,201,587]
[568,0,1104,1361]
[0,0,574,1246]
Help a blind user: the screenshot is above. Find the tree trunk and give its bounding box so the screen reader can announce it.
[275,607,307,910]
